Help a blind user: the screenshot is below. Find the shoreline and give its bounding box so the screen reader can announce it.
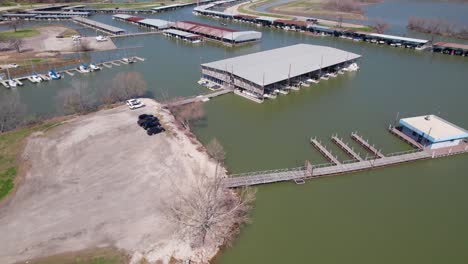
[0,99,240,264]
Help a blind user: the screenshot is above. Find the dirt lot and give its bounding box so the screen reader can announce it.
[0,99,221,264]
[21,26,116,52]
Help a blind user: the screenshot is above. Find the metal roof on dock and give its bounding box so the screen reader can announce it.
[202,44,361,86]
[138,18,171,29]
[433,42,468,50]
[400,115,468,142]
[369,33,428,44]
[73,17,126,34]
[164,29,201,38]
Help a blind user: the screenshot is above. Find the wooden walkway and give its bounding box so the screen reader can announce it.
[332,135,363,161]
[164,88,233,107]
[110,31,161,38]
[310,138,341,165]
[351,132,385,158]
[389,126,424,150]
[222,132,468,188]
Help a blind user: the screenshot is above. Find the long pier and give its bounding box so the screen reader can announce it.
[164,88,233,107]
[310,138,341,165]
[222,131,468,188]
[331,135,363,161]
[351,132,385,158]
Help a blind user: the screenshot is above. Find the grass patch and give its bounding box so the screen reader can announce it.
[24,247,130,264]
[0,1,16,6]
[238,2,291,19]
[0,121,62,201]
[0,28,40,39]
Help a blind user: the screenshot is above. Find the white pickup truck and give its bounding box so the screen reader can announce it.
[126,99,145,110]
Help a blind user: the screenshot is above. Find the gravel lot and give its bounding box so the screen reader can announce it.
[0,99,220,264]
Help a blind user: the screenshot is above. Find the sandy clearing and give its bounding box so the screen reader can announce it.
[0,99,223,264]
[19,26,117,52]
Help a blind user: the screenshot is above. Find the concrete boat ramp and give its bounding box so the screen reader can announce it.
[1,57,145,89]
[223,129,468,188]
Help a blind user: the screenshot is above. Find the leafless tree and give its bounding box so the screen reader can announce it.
[170,102,205,130]
[58,79,97,114]
[372,18,389,34]
[8,20,23,33]
[9,38,23,53]
[165,139,255,247]
[0,93,27,133]
[407,16,461,40]
[74,39,93,52]
[322,0,363,13]
[100,72,147,103]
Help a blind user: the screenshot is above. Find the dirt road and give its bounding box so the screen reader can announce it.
[0,99,221,264]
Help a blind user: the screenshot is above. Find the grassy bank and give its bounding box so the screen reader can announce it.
[87,2,162,9]
[0,28,40,39]
[0,121,62,201]
[23,247,130,264]
[238,1,291,19]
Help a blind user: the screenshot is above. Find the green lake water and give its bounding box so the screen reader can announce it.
[1,5,468,264]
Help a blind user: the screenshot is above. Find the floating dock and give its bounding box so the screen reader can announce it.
[351,132,385,158]
[72,17,126,35]
[2,57,145,88]
[331,135,363,161]
[310,138,341,165]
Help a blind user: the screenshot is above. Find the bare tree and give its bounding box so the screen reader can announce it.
[322,0,363,13]
[100,72,147,103]
[74,39,93,52]
[372,18,389,34]
[165,140,255,247]
[8,20,23,33]
[206,138,226,184]
[9,38,23,53]
[170,102,205,130]
[407,16,461,40]
[58,80,97,114]
[0,94,27,133]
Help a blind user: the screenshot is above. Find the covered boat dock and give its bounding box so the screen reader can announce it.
[433,42,468,56]
[73,17,126,35]
[201,44,361,102]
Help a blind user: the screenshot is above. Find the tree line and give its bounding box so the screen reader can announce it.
[0,71,147,133]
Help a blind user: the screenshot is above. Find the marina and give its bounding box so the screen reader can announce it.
[193,0,467,57]
[223,115,468,188]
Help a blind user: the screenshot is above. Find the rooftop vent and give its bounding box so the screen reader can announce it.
[424,115,431,121]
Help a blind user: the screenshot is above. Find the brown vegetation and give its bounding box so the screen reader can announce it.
[322,0,364,14]
[169,102,205,130]
[407,16,468,40]
[59,72,148,115]
[0,94,27,133]
[164,138,255,247]
[372,18,389,34]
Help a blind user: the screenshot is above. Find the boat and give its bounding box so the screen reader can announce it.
[299,81,309,87]
[338,69,345,75]
[78,64,90,73]
[320,75,329,80]
[31,74,42,83]
[278,89,289,95]
[40,74,51,81]
[191,39,202,44]
[328,72,338,78]
[48,70,61,80]
[96,35,107,42]
[289,85,300,91]
[122,57,135,64]
[8,79,17,88]
[306,78,319,84]
[263,93,277,99]
[348,63,359,71]
[89,63,101,71]
[274,89,280,94]
[378,40,386,44]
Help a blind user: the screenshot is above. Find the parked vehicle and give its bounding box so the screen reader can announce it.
[96,35,107,42]
[126,99,145,110]
[137,114,158,126]
[147,125,165,136]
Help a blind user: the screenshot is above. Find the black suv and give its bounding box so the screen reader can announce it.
[138,114,159,126]
[147,125,165,136]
